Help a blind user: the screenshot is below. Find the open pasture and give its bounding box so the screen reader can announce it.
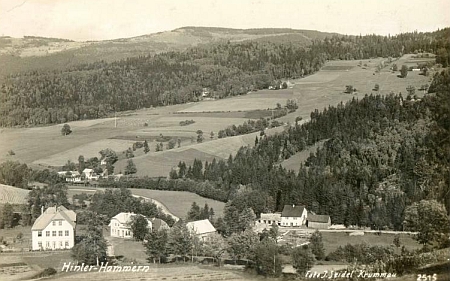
[33,139,136,167]
[178,89,294,112]
[130,189,225,219]
[321,231,421,255]
[0,184,29,205]
[0,55,433,178]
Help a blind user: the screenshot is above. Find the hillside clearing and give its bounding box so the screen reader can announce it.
[0,184,29,205]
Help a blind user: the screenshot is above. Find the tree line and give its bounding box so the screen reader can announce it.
[1,28,449,126]
[176,70,450,230]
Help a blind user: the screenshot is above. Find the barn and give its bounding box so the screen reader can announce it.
[306,214,331,229]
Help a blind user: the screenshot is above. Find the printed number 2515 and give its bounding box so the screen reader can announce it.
[417,274,437,281]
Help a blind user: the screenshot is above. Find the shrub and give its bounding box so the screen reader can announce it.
[179,120,195,126]
[33,267,57,278]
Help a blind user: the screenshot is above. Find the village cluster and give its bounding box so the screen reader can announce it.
[31,204,331,251]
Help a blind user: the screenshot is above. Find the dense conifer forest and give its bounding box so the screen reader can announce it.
[176,69,450,230]
[1,28,449,126]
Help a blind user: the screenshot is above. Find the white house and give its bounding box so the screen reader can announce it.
[109,212,152,239]
[280,205,308,227]
[31,206,76,251]
[82,168,99,181]
[186,219,216,241]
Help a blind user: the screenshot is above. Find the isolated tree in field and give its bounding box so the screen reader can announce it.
[292,246,315,275]
[400,65,408,78]
[403,200,450,248]
[210,131,214,139]
[393,234,401,248]
[392,63,398,71]
[167,139,176,149]
[124,159,137,175]
[129,215,149,241]
[2,203,15,229]
[344,85,354,93]
[309,230,325,260]
[143,140,150,154]
[177,138,181,148]
[61,124,72,136]
[78,155,85,173]
[155,143,161,152]
[196,130,204,143]
[253,238,282,277]
[145,229,168,263]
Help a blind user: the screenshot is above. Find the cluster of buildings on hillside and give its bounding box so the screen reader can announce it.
[31,204,330,251]
[56,168,123,183]
[256,204,331,229]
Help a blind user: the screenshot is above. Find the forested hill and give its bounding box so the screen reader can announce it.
[177,69,450,230]
[1,28,449,127]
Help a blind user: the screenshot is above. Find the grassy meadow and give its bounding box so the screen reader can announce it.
[0,54,435,179]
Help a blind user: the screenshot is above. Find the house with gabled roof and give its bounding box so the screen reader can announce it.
[280,205,307,227]
[109,212,153,239]
[307,214,331,229]
[186,219,216,241]
[31,206,76,251]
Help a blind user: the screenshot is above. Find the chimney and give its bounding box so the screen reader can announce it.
[41,205,44,214]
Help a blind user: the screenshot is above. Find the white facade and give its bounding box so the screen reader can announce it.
[109,212,152,239]
[280,205,308,227]
[31,206,76,251]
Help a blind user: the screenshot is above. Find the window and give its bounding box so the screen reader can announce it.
[52,241,56,248]
[65,230,69,236]
[46,241,50,248]
[52,231,56,236]
[52,221,56,226]
[46,231,50,237]
[38,242,42,249]
[38,231,42,237]
[65,241,69,247]
[59,221,62,226]
[59,241,63,248]
[58,231,63,236]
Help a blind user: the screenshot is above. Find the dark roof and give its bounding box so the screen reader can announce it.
[307,214,330,223]
[281,205,305,217]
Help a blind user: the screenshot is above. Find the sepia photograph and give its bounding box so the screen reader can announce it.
[0,0,449,280]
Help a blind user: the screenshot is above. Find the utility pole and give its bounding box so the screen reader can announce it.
[114,111,117,128]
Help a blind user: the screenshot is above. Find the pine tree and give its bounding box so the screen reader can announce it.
[144,140,150,154]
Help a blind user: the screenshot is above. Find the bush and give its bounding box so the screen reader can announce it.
[179,120,195,126]
[33,267,57,278]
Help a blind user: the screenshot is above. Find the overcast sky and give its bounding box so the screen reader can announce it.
[1,0,449,41]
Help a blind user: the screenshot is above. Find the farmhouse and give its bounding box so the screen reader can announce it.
[306,214,331,229]
[257,213,281,226]
[186,219,216,241]
[109,212,152,239]
[82,168,99,181]
[31,206,76,251]
[280,205,307,227]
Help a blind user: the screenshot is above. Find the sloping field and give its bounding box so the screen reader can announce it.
[130,189,225,218]
[33,139,136,166]
[114,148,219,177]
[280,140,327,173]
[178,89,294,112]
[0,184,29,205]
